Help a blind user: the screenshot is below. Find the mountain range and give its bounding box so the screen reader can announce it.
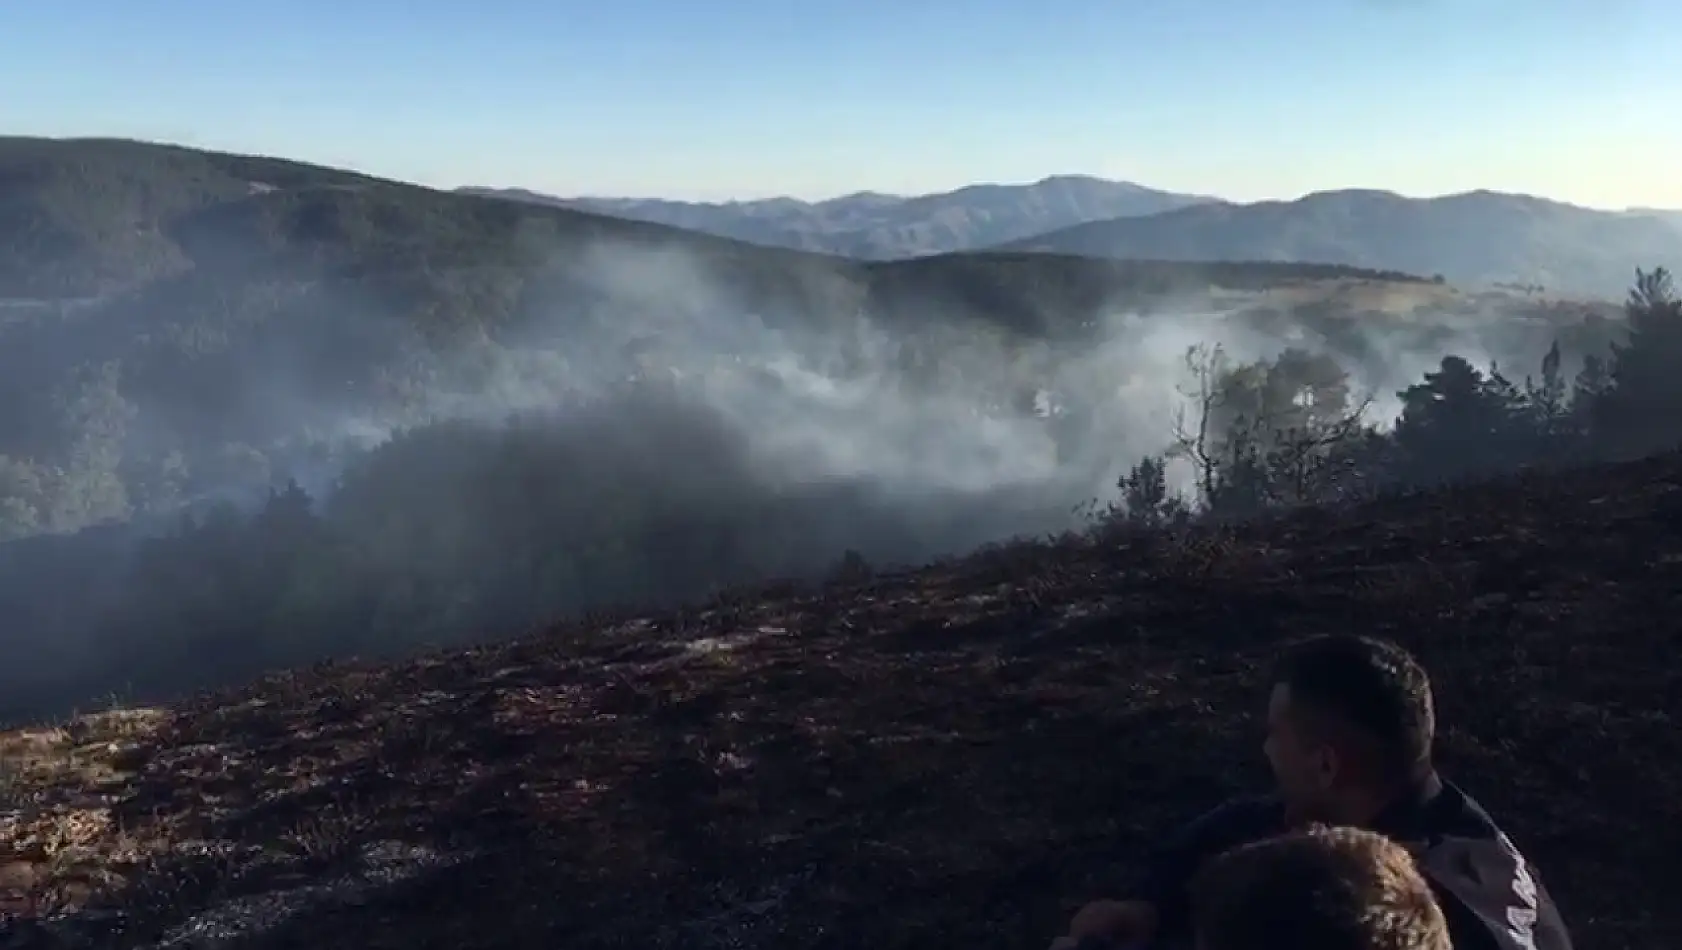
[466,179,1682,298]
[1001,189,1682,298]
[458,175,1214,260]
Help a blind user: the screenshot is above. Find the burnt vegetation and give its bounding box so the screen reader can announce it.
[2,415,1681,949]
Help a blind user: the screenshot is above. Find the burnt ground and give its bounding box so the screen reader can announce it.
[3,453,1682,949]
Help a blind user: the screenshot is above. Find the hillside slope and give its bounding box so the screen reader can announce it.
[999,189,1682,298]
[3,450,1679,949]
[0,137,381,298]
[459,175,1215,259]
[0,135,850,301]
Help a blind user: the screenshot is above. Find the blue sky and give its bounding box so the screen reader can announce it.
[4,0,1677,207]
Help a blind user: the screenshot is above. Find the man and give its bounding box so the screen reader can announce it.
[1188,824,1452,950]
[1051,634,1573,950]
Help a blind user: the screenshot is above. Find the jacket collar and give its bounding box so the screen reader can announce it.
[1369,769,1446,837]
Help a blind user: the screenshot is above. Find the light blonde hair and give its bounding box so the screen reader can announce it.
[1190,824,1452,950]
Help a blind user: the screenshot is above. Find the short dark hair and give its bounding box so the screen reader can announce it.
[1191,825,1452,950]
[1272,635,1435,785]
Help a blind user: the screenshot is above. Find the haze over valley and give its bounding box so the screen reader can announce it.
[0,134,1661,723]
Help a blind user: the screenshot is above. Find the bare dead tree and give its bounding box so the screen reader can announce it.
[1167,343,1231,509]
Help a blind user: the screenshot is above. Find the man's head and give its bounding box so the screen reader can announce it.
[1263,635,1435,822]
[1190,825,1452,950]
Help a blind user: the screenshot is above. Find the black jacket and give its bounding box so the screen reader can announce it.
[1128,775,1574,950]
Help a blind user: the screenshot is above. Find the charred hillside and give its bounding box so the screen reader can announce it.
[4,449,1681,949]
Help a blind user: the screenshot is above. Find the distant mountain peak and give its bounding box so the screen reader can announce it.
[1299,187,1403,201]
[828,190,905,202]
[458,173,1679,296]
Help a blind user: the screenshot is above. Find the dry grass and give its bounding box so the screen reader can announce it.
[3,454,1681,948]
[1234,278,1615,318]
[1243,278,1463,313]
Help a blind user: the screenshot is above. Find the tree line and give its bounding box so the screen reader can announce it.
[1104,268,1680,528]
